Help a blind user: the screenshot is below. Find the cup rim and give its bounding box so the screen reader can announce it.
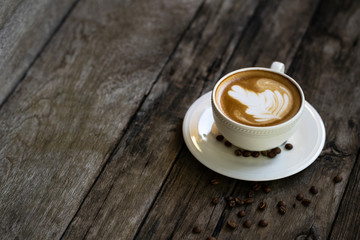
[212,67,305,130]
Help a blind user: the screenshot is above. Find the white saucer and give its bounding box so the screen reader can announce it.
[182,92,326,181]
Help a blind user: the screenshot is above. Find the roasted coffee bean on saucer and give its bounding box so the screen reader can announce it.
[224,141,232,147]
[285,143,293,150]
[216,135,224,141]
[234,149,242,156]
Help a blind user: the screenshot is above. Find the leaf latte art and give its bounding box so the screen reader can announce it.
[216,71,302,127]
[228,80,292,125]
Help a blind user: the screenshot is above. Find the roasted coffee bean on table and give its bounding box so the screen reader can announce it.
[334,175,343,183]
[277,201,286,207]
[243,220,252,228]
[226,196,234,201]
[258,219,269,227]
[278,206,287,214]
[296,194,304,201]
[273,147,281,154]
[310,186,318,194]
[258,201,267,210]
[227,220,237,229]
[210,178,220,185]
[237,210,246,218]
[235,197,244,205]
[228,200,236,208]
[211,197,220,205]
[192,226,201,233]
[262,185,271,193]
[302,199,312,206]
[247,190,255,198]
[252,183,262,191]
[244,198,254,204]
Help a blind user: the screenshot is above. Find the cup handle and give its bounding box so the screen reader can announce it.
[270,61,285,73]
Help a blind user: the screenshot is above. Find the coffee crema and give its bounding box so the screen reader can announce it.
[215,70,302,127]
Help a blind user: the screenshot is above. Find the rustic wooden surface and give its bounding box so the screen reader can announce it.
[0,0,359,239]
[0,0,78,104]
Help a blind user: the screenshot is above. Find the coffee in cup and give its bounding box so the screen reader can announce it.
[214,70,302,127]
[211,62,305,151]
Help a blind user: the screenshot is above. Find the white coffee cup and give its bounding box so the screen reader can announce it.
[211,61,305,151]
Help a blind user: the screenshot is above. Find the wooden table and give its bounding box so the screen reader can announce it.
[1,0,359,239]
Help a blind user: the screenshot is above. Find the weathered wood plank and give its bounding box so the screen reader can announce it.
[0,0,78,105]
[0,0,204,239]
[60,0,262,239]
[329,151,360,240]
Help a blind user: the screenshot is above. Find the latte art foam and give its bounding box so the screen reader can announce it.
[216,70,302,127]
[228,78,292,125]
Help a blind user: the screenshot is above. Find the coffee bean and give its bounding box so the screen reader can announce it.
[285,143,293,150]
[278,206,286,214]
[192,226,201,233]
[211,197,220,205]
[226,196,234,201]
[216,135,224,142]
[262,185,271,193]
[247,190,255,198]
[216,135,224,141]
[252,183,262,191]
[334,175,343,183]
[227,220,237,229]
[243,220,252,228]
[302,199,311,206]
[237,210,246,218]
[258,201,267,210]
[277,201,286,207]
[243,151,251,157]
[234,149,242,156]
[267,151,276,158]
[235,197,244,206]
[310,186,318,195]
[244,198,254,204]
[228,200,236,208]
[224,141,232,147]
[296,194,304,201]
[252,151,260,157]
[261,151,268,156]
[206,237,216,240]
[258,219,268,227]
[210,178,220,185]
[273,147,281,154]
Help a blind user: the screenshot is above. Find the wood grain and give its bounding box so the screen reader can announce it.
[0,0,204,239]
[0,0,78,105]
